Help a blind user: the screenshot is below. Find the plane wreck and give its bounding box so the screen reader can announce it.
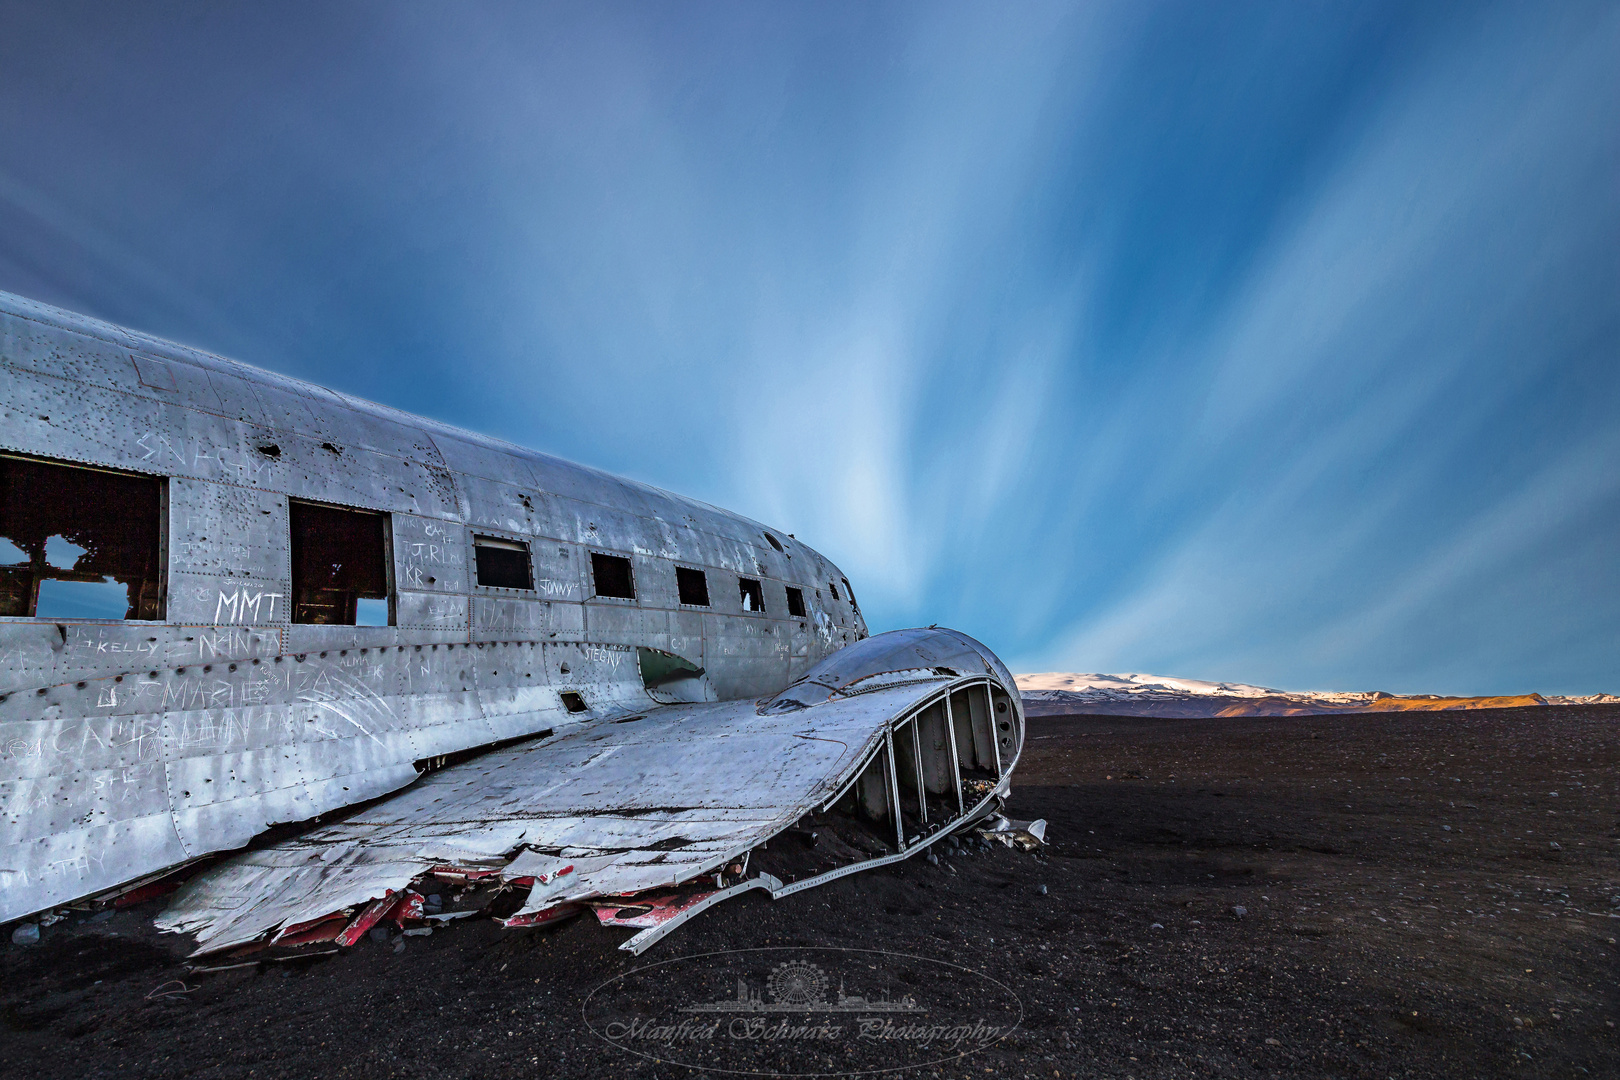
[0,289,1027,951]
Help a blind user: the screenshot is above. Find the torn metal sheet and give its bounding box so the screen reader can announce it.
[158,629,1025,953]
[592,874,783,955]
[977,814,1048,851]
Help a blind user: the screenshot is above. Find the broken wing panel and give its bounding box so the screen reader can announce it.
[157,675,974,952]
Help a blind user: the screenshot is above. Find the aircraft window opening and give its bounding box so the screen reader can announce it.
[290,500,391,626]
[764,532,784,552]
[828,581,840,601]
[785,586,806,618]
[590,552,636,599]
[738,576,765,613]
[676,566,710,607]
[560,691,588,713]
[0,454,165,620]
[474,535,534,590]
[842,577,859,612]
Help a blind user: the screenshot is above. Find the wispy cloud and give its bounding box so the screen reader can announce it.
[0,1,1615,692]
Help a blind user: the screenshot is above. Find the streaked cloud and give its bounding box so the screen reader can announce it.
[0,1,1614,693]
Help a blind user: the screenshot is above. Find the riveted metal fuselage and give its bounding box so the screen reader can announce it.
[0,290,870,922]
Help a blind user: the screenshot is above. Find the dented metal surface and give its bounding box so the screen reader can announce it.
[157,628,1024,953]
[0,289,1025,947]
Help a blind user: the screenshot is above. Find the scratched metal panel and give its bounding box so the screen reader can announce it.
[319,404,458,469]
[169,627,284,667]
[169,477,289,583]
[242,375,341,442]
[0,363,165,473]
[0,312,149,398]
[416,430,532,486]
[0,703,168,784]
[3,812,188,918]
[200,366,273,426]
[137,350,225,411]
[539,603,588,642]
[365,649,491,755]
[706,617,792,700]
[552,498,648,551]
[392,513,467,593]
[55,625,171,683]
[452,471,549,538]
[522,448,632,507]
[0,622,68,695]
[470,596,562,639]
[626,553,676,610]
[169,572,292,630]
[788,621,814,680]
[280,626,405,653]
[1,758,171,846]
[529,541,586,603]
[546,640,637,687]
[580,603,646,645]
[267,440,460,520]
[393,591,469,635]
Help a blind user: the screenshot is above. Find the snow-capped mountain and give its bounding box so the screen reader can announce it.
[1013,672,1608,718]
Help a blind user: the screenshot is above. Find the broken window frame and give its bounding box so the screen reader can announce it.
[737,575,766,614]
[841,577,859,614]
[288,498,394,626]
[589,551,637,601]
[785,585,806,618]
[0,452,167,621]
[675,565,710,607]
[472,533,535,591]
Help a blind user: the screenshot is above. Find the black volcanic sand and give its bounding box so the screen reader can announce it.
[3,705,1617,1079]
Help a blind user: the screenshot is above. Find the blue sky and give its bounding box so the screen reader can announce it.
[1,2,1616,694]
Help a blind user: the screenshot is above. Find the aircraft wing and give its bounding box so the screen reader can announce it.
[159,628,1024,953]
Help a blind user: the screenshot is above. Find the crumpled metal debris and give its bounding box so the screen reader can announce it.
[156,630,1026,958]
[976,814,1048,851]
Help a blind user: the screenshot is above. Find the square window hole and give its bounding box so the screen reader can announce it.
[560,691,588,713]
[786,586,806,617]
[1,454,165,620]
[591,552,636,599]
[738,576,765,613]
[475,535,533,590]
[291,500,390,625]
[677,566,710,606]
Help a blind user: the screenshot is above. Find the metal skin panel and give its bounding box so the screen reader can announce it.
[393,513,469,594]
[168,479,290,585]
[0,291,1034,932]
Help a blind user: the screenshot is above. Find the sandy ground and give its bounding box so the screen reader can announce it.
[3,704,1616,1079]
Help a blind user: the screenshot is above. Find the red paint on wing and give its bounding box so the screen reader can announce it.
[589,891,716,929]
[499,902,584,929]
[335,891,397,947]
[272,913,349,947]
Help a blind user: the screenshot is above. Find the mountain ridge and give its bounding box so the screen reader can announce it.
[1016,672,1616,718]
